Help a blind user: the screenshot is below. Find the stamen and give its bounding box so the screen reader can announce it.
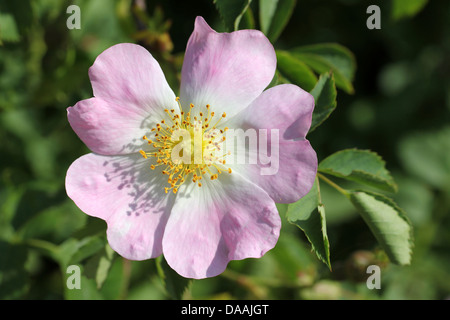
[139,150,147,159]
[138,97,231,194]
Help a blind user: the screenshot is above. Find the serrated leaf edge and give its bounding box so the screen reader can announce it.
[309,71,338,133]
[349,189,414,265]
[318,148,398,193]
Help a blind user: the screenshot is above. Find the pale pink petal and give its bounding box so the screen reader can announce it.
[231,140,317,203]
[232,84,315,140]
[68,43,177,155]
[180,16,276,119]
[225,84,317,203]
[68,97,151,155]
[162,174,281,279]
[65,153,175,260]
[89,43,176,112]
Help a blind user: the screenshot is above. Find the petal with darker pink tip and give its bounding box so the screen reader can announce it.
[68,43,177,155]
[180,16,277,118]
[68,97,150,155]
[162,174,281,279]
[225,84,318,203]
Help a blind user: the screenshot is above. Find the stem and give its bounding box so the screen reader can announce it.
[315,175,323,204]
[317,172,349,197]
[120,258,132,300]
[21,238,59,254]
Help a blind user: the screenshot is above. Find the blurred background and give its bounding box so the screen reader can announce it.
[0,0,449,299]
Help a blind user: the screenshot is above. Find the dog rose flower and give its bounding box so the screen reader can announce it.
[65,16,317,279]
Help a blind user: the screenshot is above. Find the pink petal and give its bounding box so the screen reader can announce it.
[68,43,177,155]
[237,140,317,203]
[227,84,318,203]
[68,97,149,155]
[237,84,315,140]
[65,153,175,260]
[180,16,276,118]
[162,175,281,279]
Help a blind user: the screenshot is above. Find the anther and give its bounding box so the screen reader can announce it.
[139,150,147,159]
[139,98,231,194]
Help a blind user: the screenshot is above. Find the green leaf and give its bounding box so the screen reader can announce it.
[286,179,331,270]
[318,149,398,193]
[276,50,318,91]
[391,0,429,20]
[259,0,278,34]
[348,190,413,265]
[53,236,106,268]
[17,200,87,244]
[291,43,356,94]
[309,72,337,132]
[213,0,253,31]
[269,231,318,286]
[398,126,450,191]
[68,236,106,266]
[69,0,131,60]
[0,13,20,43]
[11,182,62,232]
[0,186,23,241]
[156,256,191,299]
[238,5,256,30]
[98,257,129,300]
[84,244,115,289]
[0,241,29,299]
[64,268,104,300]
[0,0,32,36]
[259,0,296,42]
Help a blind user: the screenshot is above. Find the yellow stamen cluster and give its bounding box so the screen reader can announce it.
[138,97,231,194]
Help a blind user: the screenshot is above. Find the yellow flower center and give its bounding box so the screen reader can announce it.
[139,97,232,194]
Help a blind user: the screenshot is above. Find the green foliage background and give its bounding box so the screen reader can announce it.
[0,0,449,299]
